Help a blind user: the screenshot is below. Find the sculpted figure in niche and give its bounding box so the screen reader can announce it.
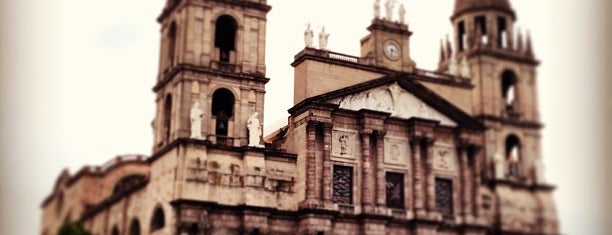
[190,100,204,139]
[247,112,263,147]
[339,135,349,155]
[304,23,314,47]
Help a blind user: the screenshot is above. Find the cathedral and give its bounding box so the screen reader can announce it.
[40,0,559,234]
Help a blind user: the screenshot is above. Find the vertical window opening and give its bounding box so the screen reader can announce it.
[497,17,508,48]
[168,22,177,67]
[130,219,141,235]
[385,172,405,208]
[163,94,172,142]
[332,165,353,204]
[475,16,488,44]
[211,88,234,136]
[214,15,237,63]
[435,178,453,218]
[501,70,518,110]
[458,21,466,51]
[505,135,521,177]
[111,226,120,235]
[151,207,166,231]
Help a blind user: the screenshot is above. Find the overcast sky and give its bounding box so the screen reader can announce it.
[1,0,610,234]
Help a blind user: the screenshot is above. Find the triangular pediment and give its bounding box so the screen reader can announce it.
[327,82,457,126]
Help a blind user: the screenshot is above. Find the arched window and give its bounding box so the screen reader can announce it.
[501,70,518,110]
[111,226,120,235]
[168,22,177,67]
[457,21,466,52]
[163,94,173,142]
[211,88,234,136]
[214,15,238,63]
[130,219,141,235]
[150,207,165,231]
[112,174,146,197]
[505,135,521,177]
[497,17,508,48]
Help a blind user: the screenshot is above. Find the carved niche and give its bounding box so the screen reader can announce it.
[332,130,357,158]
[384,138,409,165]
[432,144,458,173]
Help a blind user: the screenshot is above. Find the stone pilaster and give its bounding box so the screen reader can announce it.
[458,143,471,219]
[410,136,424,214]
[471,145,483,217]
[302,121,320,207]
[322,122,334,203]
[424,137,436,213]
[375,130,387,208]
[360,130,375,212]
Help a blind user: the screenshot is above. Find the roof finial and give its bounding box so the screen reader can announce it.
[445,34,453,59]
[439,39,447,63]
[515,27,523,52]
[525,30,534,58]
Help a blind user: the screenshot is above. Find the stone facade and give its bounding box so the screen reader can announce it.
[40,0,559,235]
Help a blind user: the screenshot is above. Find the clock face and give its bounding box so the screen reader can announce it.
[383,40,401,60]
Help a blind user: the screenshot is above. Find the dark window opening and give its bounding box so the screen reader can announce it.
[168,22,177,67]
[386,172,405,208]
[316,232,325,235]
[112,174,146,197]
[475,16,488,44]
[163,94,172,142]
[435,178,453,218]
[501,70,518,109]
[497,17,508,48]
[332,165,353,204]
[130,219,141,235]
[188,224,198,235]
[458,21,466,51]
[505,135,521,177]
[251,228,261,235]
[151,207,166,231]
[211,88,234,136]
[111,226,120,235]
[214,15,237,63]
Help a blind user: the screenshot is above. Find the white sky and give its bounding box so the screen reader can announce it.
[0,0,609,234]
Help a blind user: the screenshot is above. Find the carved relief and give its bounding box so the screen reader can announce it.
[384,138,408,165]
[332,83,457,126]
[433,145,458,173]
[332,131,356,158]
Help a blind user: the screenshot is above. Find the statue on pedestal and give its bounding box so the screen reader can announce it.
[398,4,406,24]
[304,23,314,48]
[373,0,381,19]
[319,26,329,50]
[384,0,394,21]
[190,100,204,139]
[247,112,263,148]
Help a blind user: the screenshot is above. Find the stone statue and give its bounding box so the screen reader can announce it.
[373,0,381,19]
[460,56,471,78]
[304,23,314,48]
[190,100,204,139]
[384,0,394,21]
[319,26,329,50]
[247,112,263,147]
[398,3,406,24]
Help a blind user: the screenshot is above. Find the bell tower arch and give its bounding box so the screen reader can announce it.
[152,0,271,152]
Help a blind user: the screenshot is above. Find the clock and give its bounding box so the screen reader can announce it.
[383,40,401,60]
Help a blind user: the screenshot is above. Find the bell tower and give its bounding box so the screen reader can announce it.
[448,0,544,185]
[152,0,271,152]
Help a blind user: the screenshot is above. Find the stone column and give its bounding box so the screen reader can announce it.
[459,145,471,218]
[322,122,334,203]
[361,130,375,212]
[472,145,482,217]
[410,136,424,213]
[304,121,319,206]
[375,131,387,208]
[424,138,436,212]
